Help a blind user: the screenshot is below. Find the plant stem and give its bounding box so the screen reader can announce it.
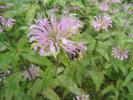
[3,29,15,48]
[121,14,130,32]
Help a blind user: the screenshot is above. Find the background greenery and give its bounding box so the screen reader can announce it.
[0,0,133,100]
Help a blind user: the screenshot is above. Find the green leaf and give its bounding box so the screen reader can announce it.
[17,37,28,49]
[0,42,7,52]
[42,88,60,100]
[27,79,43,98]
[101,84,116,95]
[89,70,104,91]
[26,4,40,24]
[56,75,82,95]
[122,71,133,87]
[0,51,19,70]
[21,52,53,66]
[4,72,23,100]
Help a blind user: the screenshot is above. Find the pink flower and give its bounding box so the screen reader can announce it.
[0,16,15,28]
[91,15,112,31]
[61,38,86,59]
[0,16,6,25]
[5,18,15,27]
[24,64,40,81]
[111,9,119,14]
[106,0,121,4]
[99,3,109,12]
[112,46,128,60]
[28,11,86,58]
[76,95,89,100]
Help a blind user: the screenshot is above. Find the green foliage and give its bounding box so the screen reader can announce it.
[0,0,133,100]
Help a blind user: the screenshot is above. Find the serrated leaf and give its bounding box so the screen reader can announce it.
[89,70,104,91]
[17,37,27,49]
[42,88,60,100]
[27,79,43,99]
[0,42,7,52]
[101,84,115,95]
[26,4,40,24]
[21,52,53,66]
[122,71,133,87]
[56,75,82,95]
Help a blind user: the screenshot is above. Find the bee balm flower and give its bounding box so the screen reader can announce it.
[112,46,128,60]
[28,11,86,58]
[99,3,109,12]
[106,0,121,4]
[76,95,90,100]
[24,64,40,81]
[0,16,15,28]
[91,15,112,31]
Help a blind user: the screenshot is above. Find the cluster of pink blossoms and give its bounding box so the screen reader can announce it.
[99,0,121,12]
[24,64,40,81]
[0,16,15,32]
[106,0,121,4]
[99,3,109,12]
[76,94,89,100]
[28,11,86,58]
[91,15,112,31]
[112,46,128,60]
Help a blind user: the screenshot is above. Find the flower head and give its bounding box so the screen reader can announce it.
[0,16,15,28]
[111,9,119,14]
[91,15,112,31]
[112,46,128,60]
[128,34,133,38]
[99,3,109,12]
[5,18,15,27]
[61,38,86,60]
[0,16,6,25]
[24,64,40,81]
[28,11,86,59]
[106,0,121,4]
[76,95,90,100]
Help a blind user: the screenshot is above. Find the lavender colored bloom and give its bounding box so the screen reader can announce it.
[111,9,119,14]
[0,4,13,9]
[106,0,121,4]
[0,16,15,27]
[128,10,133,14]
[122,3,133,14]
[28,11,86,58]
[90,0,98,5]
[128,34,133,38]
[0,6,5,9]
[76,95,90,100]
[99,3,109,12]
[5,18,15,27]
[91,15,112,31]
[112,46,128,60]
[24,64,40,81]
[0,16,6,25]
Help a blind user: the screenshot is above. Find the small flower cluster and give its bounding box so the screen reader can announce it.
[99,3,109,12]
[28,11,86,58]
[99,0,121,12]
[91,15,112,31]
[106,0,121,4]
[123,3,133,14]
[91,0,119,32]
[76,95,90,100]
[0,16,15,32]
[0,4,11,9]
[23,64,40,81]
[0,66,12,81]
[112,46,128,60]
